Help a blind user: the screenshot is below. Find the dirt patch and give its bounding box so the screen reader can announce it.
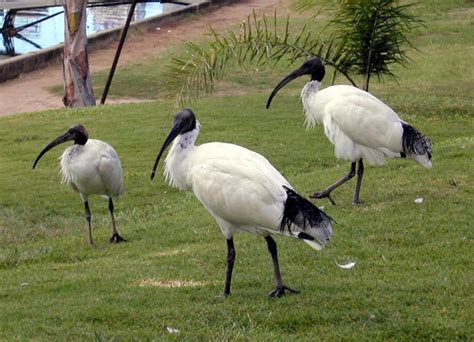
[0,0,290,117]
[149,248,189,257]
[138,278,215,288]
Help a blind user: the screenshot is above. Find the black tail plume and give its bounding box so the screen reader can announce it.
[401,123,432,165]
[280,186,333,236]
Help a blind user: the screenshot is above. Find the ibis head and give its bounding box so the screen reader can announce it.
[32,124,89,169]
[266,57,325,109]
[151,109,197,180]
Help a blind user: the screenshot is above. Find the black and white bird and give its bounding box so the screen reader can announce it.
[267,57,432,204]
[33,124,126,245]
[151,109,333,297]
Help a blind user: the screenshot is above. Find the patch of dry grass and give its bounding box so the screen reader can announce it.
[137,278,215,288]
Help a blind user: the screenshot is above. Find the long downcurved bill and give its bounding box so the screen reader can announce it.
[150,123,181,180]
[266,69,305,109]
[32,132,73,169]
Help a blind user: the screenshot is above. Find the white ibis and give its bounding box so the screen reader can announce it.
[267,57,433,205]
[33,124,126,245]
[151,109,333,297]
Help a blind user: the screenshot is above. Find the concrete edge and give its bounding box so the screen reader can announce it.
[0,0,235,83]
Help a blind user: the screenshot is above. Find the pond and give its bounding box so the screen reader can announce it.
[0,2,165,60]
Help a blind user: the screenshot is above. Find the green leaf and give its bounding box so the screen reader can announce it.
[160,1,422,103]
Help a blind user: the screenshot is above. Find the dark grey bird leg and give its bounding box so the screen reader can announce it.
[109,197,126,243]
[223,238,236,297]
[84,201,93,245]
[311,162,357,205]
[265,236,299,297]
[352,159,364,205]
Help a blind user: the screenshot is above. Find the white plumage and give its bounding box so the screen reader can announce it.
[33,125,126,245]
[302,83,430,167]
[151,109,333,297]
[267,57,432,204]
[60,139,124,198]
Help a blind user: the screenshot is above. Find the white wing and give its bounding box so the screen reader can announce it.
[189,142,291,230]
[316,86,404,164]
[61,139,123,196]
[96,140,124,196]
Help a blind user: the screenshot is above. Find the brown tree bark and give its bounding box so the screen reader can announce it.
[63,0,96,107]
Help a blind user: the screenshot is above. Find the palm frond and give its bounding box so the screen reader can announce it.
[329,0,423,91]
[161,1,422,104]
[161,10,354,106]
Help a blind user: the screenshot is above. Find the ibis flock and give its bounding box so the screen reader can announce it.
[32,56,432,297]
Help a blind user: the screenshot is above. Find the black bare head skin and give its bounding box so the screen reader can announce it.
[32,124,89,169]
[173,108,197,135]
[300,57,325,82]
[267,57,326,108]
[150,109,197,179]
[68,124,89,145]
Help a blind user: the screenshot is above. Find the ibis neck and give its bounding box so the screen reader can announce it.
[175,121,200,151]
[301,81,323,128]
[303,80,321,94]
[301,80,322,108]
[164,121,200,190]
[75,135,88,145]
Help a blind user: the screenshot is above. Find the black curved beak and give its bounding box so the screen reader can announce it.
[266,68,306,109]
[32,132,73,169]
[150,123,181,180]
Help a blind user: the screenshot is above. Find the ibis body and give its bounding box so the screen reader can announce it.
[151,109,333,297]
[33,125,126,245]
[267,57,432,204]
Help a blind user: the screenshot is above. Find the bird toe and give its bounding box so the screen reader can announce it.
[311,191,336,205]
[269,285,300,298]
[109,233,126,243]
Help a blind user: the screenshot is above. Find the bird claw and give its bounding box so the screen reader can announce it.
[110,233,126,243]
[310,191,336,205]
[269,285,300,298]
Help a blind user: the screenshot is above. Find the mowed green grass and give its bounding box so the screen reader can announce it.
[1,1,473,340]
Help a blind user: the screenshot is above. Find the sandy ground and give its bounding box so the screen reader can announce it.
[0,0,289,116]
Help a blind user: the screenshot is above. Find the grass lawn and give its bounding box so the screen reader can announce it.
[1,1,473,340]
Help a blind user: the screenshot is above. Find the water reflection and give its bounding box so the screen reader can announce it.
[0,2,163,59]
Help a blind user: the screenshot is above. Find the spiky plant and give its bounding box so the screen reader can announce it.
[326,0,423,91]
[161,0,422,105]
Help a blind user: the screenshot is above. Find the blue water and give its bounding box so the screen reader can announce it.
[0,2,163,59]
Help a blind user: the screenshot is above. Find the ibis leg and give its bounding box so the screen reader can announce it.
[84,201,93,245]
[311,162,357,205]
[223,238,236,297]
[224,238,235,297]
[109,198,126,243]
[352,159,364,205]
[265,236,299,297]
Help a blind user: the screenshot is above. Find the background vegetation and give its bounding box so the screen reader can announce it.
[1,0,473,340]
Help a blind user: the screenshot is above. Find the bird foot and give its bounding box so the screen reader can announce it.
[110,233,126,243]
[269,285,300,298]
[310,191,336,205]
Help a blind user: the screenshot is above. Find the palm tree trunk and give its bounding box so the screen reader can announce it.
[63,0,96,107]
